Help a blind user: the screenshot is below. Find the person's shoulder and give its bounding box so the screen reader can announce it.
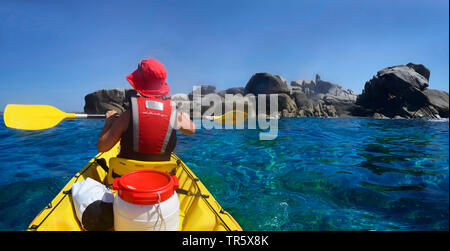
[120,110,130,121]
[115,110,130,130]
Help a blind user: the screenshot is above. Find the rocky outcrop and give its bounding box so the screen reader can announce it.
[355,63,449,118]
[170,93,189,101]
[218,87,245,97]
[83,73,349,118]
[245,73,290,95]
[276,93,298,117]
[422,89,449,118]
[291,92,337,117]
[289,75,357,117]
[242,73,299,117]
[290,75,357,104]
[84,88,137,114]
[290,80,316,96]
[83,63,447,119]
[188,85,217,100]
[406,63,430,81]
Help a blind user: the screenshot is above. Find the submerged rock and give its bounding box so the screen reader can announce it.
[373,113,388,119]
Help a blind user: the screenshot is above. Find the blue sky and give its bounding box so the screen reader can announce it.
[0,0,448,112]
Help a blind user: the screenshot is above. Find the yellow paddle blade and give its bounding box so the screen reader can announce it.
[212,110,248,125]
[3,104,76,130]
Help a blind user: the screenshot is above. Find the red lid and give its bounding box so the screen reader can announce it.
[113,170,179,205]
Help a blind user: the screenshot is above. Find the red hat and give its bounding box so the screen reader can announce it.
[126,59,170,97]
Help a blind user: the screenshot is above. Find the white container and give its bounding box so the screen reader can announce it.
[112,170,180,231]
[113,192,179,231]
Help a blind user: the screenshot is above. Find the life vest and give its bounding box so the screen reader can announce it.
[129,96,177,155]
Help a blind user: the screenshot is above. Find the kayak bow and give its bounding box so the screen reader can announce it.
[27,143,242,231]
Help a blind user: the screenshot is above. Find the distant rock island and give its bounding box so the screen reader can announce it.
[84,63,449,119]
[354,63,448,119]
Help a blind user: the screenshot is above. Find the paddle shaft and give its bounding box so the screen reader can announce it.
[4,103,246,131]
[73,114,106,119]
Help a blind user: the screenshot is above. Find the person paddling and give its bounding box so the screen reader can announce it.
[97,59,195,161]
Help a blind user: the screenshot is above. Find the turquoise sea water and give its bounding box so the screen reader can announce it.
[0,116,448,230]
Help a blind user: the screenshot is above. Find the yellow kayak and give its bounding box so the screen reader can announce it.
[27,144,242,231]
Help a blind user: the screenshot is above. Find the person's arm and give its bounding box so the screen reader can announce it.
[177,112,195,135]
[97,110,130,152]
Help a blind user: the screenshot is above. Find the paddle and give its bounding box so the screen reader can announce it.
[3,104,105,130]
[204,110,248,125]
[3,104,248,130]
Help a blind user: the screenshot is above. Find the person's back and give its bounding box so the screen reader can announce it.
[97,59,195,159]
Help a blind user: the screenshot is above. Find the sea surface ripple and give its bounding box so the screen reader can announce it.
[0,116,448,230]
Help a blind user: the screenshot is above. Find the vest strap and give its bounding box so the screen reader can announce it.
[160,101,177,154]
[131,97,140,152]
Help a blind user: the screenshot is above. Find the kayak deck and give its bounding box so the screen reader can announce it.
[27,145,242,231]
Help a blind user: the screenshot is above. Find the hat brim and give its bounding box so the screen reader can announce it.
[126,69,169,97]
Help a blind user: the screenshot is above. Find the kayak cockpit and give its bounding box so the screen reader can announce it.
[27,146,242,231]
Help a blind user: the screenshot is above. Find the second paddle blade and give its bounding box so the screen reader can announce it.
[216,110,248,125]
